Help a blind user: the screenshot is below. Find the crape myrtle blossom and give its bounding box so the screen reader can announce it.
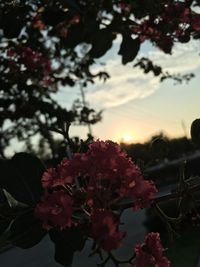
[35,140,157,251]
[35,190,73,230]
[84,141,157,210]
[133,232,170,267]
[91,209,126,251]
[41,158,74,189]
[7,45,52,82]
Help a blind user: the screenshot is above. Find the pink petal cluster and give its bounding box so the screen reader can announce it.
[133,232,170,267]
[131,1,200,54]
[7,45,52,79]
[91,209,126,251]
[85,140,157,210]
[35,140,157,251]
[192,14,200,31]
[41,158,74,189]
[40,140,157,210]
[32,15,45,30]
[35,190,73,230]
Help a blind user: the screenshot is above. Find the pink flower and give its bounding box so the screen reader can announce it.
[129,180,157,210]
[41,168,57,189]
[91,210,125,251]
[118,2,131,13]
[32,15,45,30]
[37,140,157,231]
[89,140,157,209]
[35,190,73,230]
[67,153,90,178]
[42,59,52,76]
[191,14,200,31]
[133,232,170,267]
[164,3,190,23]
[57,157,75,184]
[59,27,68,38]
[41,158,74,189]
[7,45,52,77]
[42,140,156,210]
[86,140,134,185]
[70,15,80,24]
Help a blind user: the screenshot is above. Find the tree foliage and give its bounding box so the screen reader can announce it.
[0,0,200,157]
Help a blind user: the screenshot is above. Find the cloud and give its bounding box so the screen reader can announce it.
[148,40,200,73]
[88,66,159,108]
[87,40,200,109]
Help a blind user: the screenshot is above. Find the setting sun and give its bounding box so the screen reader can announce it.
[121,134,133,144]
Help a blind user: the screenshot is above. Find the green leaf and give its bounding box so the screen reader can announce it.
[9,210,46,249]
[0,153,45,205]
[2,189,28,209]
[50,227,86,267]
[0,189,29,236]
[89,29,115,58]
[118,35,140,64]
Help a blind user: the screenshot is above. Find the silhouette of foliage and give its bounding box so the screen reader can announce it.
[121,135,195,167]
[0,0,200,156]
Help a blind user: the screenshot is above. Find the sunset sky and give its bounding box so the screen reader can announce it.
[55,38,200,144]
[5,37,200,157]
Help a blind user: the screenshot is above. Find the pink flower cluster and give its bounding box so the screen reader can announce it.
[35,140,157,251]
[35,190,73,230]
[133,232,170,267]
[131,1,200,54]
[91,210,126,251]
[7,45,52,80]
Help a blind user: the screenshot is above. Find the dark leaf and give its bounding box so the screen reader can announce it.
[2,189,27,208]
[178,196,193,215]
[1,7,29,38]
[64,0,80,11]
[42,8,68,26]
[50,227,86,267]
[178,34,190,43]
[165,226,200,267]
[0,153,45,205]
[150,137,169,158]
[156,36,173,54]
[61,77,75,87]
[64,23,86,48]
[118,35,140,64]
[9,211,46,249]
[89,29,115,58]
[153,66,162,76]
[0,188,27,235]
[191,119,200,147]
[0,228,11,249]
[0,218,10,237]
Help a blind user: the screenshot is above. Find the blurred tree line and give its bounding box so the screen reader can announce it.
[121,134,196,167]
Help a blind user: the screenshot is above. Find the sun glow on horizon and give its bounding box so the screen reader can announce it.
[120,133,133,144]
